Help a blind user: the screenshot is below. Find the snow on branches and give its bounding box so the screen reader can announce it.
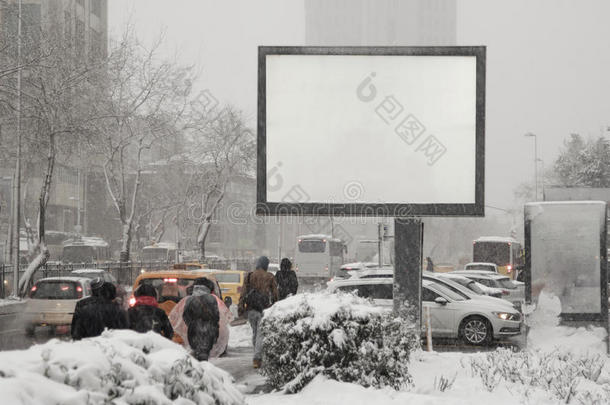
[259,292,419,393]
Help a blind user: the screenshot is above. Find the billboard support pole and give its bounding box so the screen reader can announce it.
[393,218,423,330]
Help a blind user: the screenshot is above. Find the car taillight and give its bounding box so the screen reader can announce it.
[163,278,178,283]
[237,286,242,293]
[76,285,83,298]
[507,265,512,272]
[31,285,37,292]
[129,296,136,307]
[502,290,510,295]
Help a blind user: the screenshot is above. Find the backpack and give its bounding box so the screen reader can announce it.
[244,273,270,312]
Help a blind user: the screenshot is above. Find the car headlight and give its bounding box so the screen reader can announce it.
[493,312,520,321]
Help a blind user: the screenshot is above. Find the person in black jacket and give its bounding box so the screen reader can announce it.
[275,258,298,300]
[71,279,127,340]
[128,284,173,339]
[183,278,219,361]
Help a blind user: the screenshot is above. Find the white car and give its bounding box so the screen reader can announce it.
[450,270,524,305]
[327,277,522,345]
[464,262,499,273]
[24,277,92,336]
[343,267,517,311]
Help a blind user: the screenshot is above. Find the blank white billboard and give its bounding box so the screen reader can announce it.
[263,50,480,208]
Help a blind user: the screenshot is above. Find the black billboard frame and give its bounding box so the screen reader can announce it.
[257,45,486,217]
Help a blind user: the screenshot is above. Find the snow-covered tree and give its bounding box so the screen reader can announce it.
[88,30,195,262]
[554,133,610,187]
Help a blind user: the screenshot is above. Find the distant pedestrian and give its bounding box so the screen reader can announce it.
[182,278,220,361]
[71,279,127,340]
[426,257,434,272]
[238,255,279,369]
[275,258,298,300]
[128,284,173,339]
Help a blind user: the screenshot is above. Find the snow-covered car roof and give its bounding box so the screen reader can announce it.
[345,267,394,278]
[70,268,106,274]
[474,236,520,244]
[63,237,109,247]
[451,270,511,280]
[340,262,379,270]
[35,276,90,283]
[465,262,498,267]
[297,234,343,242]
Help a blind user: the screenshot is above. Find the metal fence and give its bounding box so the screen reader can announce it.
[0,258,255,298]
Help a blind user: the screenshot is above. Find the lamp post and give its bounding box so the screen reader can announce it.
[524,132,538,201]
[537,158,545,200]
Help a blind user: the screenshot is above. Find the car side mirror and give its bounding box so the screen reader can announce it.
[434,297,448,305]
[224,296,232,308]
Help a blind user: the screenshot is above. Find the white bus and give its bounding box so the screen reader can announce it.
[141,242,178,263]
[294,234,346,282]
[61,236,110,264]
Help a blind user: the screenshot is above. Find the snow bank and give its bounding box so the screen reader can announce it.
[0,329,245,405]
[260,291,418,393]
[528,291,607,355]
[229,323,253,348]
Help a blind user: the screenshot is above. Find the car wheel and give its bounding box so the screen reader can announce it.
[25,324,36,337]
[460,316,491,346]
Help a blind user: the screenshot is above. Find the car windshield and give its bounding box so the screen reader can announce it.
[466,264,494,271]
[337,283,393,300]
[425,277,470,300]
[139,277,193,301]
[32,280,82,299]
[466,280,485,294]
[498,278,517,289]
[429,282,467,301]
[214,273,241,283]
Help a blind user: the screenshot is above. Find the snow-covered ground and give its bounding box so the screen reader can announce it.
[0,329,244,405]
[229,323,253,348]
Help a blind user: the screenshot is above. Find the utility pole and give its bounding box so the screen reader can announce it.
[11,0,23,297]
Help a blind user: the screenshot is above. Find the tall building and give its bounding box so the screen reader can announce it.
[0,0,108,262]
[0,0,107,58]
[305,0,456,46]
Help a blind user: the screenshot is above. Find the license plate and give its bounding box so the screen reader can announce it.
[221,288,230,292]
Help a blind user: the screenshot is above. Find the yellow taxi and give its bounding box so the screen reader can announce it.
[130,269,222,315]
[201,270,247,308]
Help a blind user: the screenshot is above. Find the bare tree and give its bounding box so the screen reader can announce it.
[2,22,101,295]
[183,105,255,259]
[89,30,194,262]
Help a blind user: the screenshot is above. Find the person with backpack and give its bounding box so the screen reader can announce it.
[127,284,174,339]
[275,258,298,300]
[71,279,127,340]
[238,255,278,369]
[182,278,220,361]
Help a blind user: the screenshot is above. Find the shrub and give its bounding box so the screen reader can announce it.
[259,291,418,393]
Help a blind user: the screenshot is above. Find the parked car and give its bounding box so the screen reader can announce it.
[436,273,503,299]
[24,277,92,336]
[341,267,518,310]
[464,262,499,273]
[327,277,522,345]
[450,270,524,305]
[70,268,127,307]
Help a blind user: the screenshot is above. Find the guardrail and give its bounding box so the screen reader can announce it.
[0,258,255,298]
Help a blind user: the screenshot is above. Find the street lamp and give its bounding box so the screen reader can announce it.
[524,132,538,201]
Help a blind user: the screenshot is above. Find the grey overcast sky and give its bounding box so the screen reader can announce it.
[109,0,610,211]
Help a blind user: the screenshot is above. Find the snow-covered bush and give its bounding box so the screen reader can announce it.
[0,329,245,405]
[468,348,609,403]
[259,291,419,393]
